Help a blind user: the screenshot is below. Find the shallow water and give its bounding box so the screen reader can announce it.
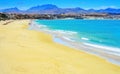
[29,19,120,65]
[35,19,120,48]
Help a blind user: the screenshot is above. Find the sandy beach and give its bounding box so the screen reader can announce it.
[0,20,120,74]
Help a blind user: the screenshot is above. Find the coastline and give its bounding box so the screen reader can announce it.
[53,36,120,66]
[30,19,120,66]
[0,20,120,74]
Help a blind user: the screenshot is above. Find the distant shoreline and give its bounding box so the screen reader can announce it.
[1,12,120,20]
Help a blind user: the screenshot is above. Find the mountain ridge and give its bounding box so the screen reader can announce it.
[0,4,120,14]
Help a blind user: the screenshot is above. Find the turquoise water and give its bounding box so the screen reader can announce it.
[35,19,120,48]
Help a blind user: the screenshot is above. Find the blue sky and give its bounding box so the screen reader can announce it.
[0,0,120,10]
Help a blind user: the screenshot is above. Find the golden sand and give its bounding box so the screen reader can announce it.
[0,20,120,74]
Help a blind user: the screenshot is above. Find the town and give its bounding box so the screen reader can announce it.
[1,13,120,20]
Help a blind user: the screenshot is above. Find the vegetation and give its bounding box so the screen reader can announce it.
[0,13,9,20]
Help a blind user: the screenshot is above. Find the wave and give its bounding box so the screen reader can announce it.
[31,20,120,51]
[29,20,120,65]
[81,37,90,41]
[83,43,120,56]
[30,20,78,41]
[31,20,120,52]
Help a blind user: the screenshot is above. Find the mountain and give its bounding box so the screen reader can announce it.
[0,7,22,13]
[0,4,120,14]
[96,8,120,13]
[26,4,61,14]
[27,4,59,11]
[26,4,87,14]
[61,7,86,14]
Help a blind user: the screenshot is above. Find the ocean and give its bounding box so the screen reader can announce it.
[30,19,120,65]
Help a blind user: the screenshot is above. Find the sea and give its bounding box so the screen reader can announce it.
[30,19,120,65]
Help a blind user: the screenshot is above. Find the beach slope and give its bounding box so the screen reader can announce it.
[0,20,120,74]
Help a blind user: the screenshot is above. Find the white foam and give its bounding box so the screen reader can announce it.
[62,36,75,42]
[37,25,47,28]
[30,20,78,42]
[81,37,89,40]
[83,43,120,56]
[30,20,120,66]
[32,20,120,55]
[52,30,77,34]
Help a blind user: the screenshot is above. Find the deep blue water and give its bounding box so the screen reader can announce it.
[35,19,120,48]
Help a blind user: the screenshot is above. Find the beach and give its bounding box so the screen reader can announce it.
[31,19,120,65]
[0,20,120,74]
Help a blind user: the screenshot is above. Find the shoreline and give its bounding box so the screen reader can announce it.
[0,20,120,74]
[30,19,120,66]
[53,36,120,66]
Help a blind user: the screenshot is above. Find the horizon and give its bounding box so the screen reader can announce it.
[0,0,120,10]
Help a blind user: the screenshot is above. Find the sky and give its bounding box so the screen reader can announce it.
[0,0,120,10]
